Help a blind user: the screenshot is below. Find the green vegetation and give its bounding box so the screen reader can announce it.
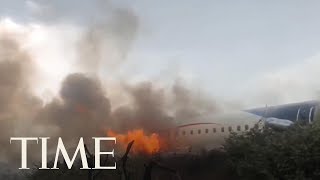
[225,123,320,179]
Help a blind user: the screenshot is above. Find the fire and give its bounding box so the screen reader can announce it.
[107,129,161,155]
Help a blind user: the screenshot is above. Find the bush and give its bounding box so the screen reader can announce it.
[224,123,320,180]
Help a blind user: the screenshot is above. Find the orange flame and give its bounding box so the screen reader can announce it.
[107,129,161,155]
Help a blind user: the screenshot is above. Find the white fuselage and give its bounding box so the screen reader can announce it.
[160,111,261,153]
[159,101,320,153]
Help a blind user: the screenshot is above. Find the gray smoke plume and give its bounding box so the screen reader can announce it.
[77,3,139,73]
[0,1,224,166]
[111,82,174,133]
[110,80,221,133]
[27,0,139,74]
[0,32,42,163]
[35,73,111,138]
[172,80,221,122]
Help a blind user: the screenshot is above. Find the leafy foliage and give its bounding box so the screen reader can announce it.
[224,123,320,180]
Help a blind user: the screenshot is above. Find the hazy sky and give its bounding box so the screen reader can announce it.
[1,0,320,106]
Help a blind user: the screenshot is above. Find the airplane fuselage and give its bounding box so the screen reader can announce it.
[160,100,320,153]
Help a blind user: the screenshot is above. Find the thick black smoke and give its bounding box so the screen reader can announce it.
[35,73,111,138]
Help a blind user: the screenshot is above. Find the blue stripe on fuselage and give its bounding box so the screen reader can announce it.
[244,100,320,122]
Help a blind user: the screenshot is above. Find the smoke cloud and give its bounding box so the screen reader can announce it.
[0,1,222,165]
[0,29,42,163]
[77,6,139,73]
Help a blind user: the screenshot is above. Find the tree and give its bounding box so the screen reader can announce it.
[224,122,320,179]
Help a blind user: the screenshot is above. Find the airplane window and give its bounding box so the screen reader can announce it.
[213,128,216,133]
[237,125,241,131]
[198,129,201,134]
[221,127,224,132]
[205,129,208,133]
[245,125,249,130]
[190,130,193,135]
[182,131,186,135]
[228,126,232,132]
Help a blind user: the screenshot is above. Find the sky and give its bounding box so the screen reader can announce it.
[1,0,320,107]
